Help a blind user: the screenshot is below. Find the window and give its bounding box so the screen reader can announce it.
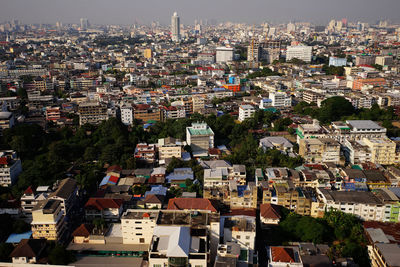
[153,265,161,267]
[236,235,241,239]
[246,236,250,240]
[136,233,142,236]
[140,238,145,243]
[136,227,142,230]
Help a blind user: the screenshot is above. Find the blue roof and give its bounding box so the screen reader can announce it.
[237,185,247,197]
[6,231,32,243]
[145,185,167,197]
[213,87,225,91]
[182,152,191,161]
[166,168,194,182]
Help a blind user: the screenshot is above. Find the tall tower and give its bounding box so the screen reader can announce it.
[171,12,181,42]
[80,18,89,30]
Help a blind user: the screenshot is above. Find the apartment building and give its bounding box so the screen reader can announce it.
[223,216,256,265]
[134,104,164,122]
[263,184,313,216]
[227,181,258,209]
[270,92,291,108]
[343,139,372,165]
[0,150,22,187]
[120,104,134,126]
[0,111,15,134]
[299,138,340,164]
[353,77,386,90]
[78,102,108,125]
[238,104,256,122]
[192,95,205,113]
[31,199,67,241]
[317,188,385,221]
[45,106,61,121]
[121,210,159,245]
[362,137,399,165]
[48,178,78,220]
[135,143,156,163]
[158,137,183,161]
[186,122,214,157]
[286,45,312,62]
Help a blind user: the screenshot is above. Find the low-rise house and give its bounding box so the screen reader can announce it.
[260,203,281,227]
[268,246,303,267]
[10,239,47,264]
[259,136,293,152]
[167,198,218,212]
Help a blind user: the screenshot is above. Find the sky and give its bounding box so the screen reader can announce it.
[1,0,399,25]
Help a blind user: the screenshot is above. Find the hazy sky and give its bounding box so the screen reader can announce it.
[1,0,399,25]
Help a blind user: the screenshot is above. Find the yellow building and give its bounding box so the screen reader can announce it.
[144,49,153,59]
[362,138,398,165]
[31,199,66,241]
[299,138,340,164]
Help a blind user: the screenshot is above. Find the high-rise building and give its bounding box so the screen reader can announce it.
[80,18,89,30]
[216,47,234,63]
[171,12,181,42]
[286,45,312,62]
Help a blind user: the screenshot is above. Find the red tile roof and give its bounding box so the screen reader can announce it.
[24,186,35,195]
[167,198,218,212]
[221,208,256,217]
[0,157,9,165]
[107,165,122,173]
[84,198,123,211]
[271,247,296,263]
[72,223,94,237]
[260,203,281,220]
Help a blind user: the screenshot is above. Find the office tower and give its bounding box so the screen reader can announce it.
[171,12,181,42]
[80,18,89,30]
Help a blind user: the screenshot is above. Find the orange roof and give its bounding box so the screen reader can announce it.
[72,223,94,237]
[84,198,123,211]
[167,198,218,212]
[271,247,296,263]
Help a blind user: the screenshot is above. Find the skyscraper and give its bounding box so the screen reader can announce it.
[171,12,181,42]
[80,18,89,30]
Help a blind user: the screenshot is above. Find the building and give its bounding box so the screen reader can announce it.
[223,216,256,265]
[302,90,324,104]
[260,203,281,226]
[268,246,303,267]
[238,104,256,122]
[227,182,258,209]
[192,95,205,113]
[31,199,67,241]
[9,239,47,264]
[270,92,292,108]
[216,47,234,63]
[0,150,22,187]
[45,106,61,121]
[0,111,15,134]
[329,56,347,67]
[186,122,214,157]
[343,139,372,165]
[84,198,123,222]
[144,48,153,59]
[355,55,376,66]
[259,136,293,152]
[121,209,159,245]
[317,188,385,221]
[375,56,394,66]
[353,77,386,90]
[299,138,340,164]
[362,137,398,165]
[78,102,108,125]
[80,18,89,30]
[158,137,183,161]
[286,46,312,62]
[171,12,181,42]
[134,104,163,122]
[148,226,208,267]
[120,105,134,126]
[48,178,78,220]
[135,143,156,163]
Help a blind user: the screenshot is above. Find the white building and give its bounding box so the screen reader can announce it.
[148,226,208,267]
[317,188,385,222]
[270,92,291,108]
[120,105,134,126]
[186,122,214,157]
[0,150,22,187]
[286,45,312,62]
[216,47,234,63]
[171,12,181,42]
[121,209,159,245]
[238,105,256,122]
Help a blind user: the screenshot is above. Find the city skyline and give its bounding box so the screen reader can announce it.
[1,0,400,25]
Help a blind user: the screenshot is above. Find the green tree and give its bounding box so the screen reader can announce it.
[48,245,75,265]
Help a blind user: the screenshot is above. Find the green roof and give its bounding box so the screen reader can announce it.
[351,165,363,170]
[188,127,213,136]
[239,249,248,261]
